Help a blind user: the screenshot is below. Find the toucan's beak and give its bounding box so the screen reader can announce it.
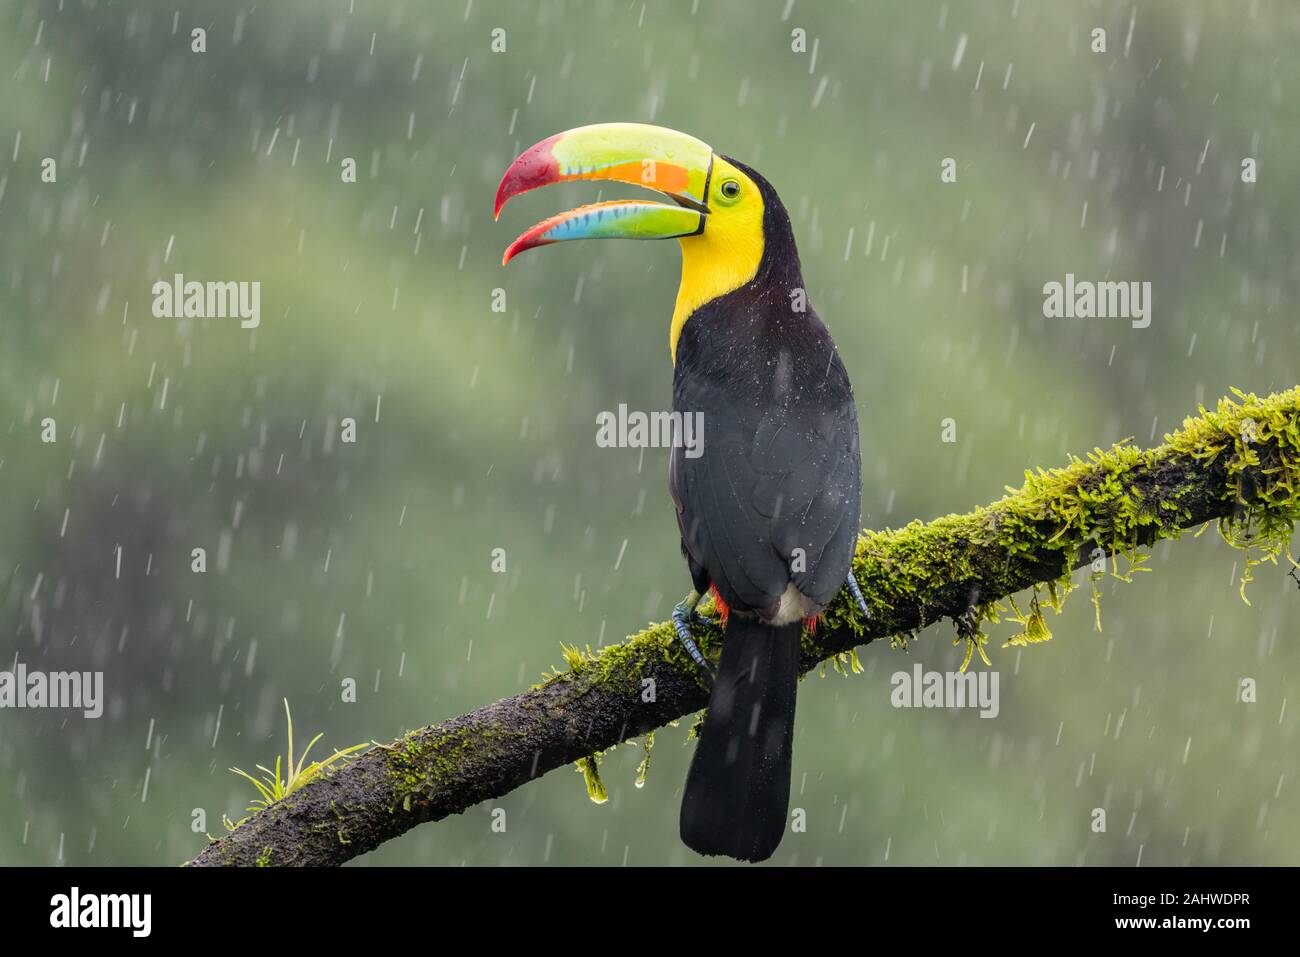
[495,123,714,265]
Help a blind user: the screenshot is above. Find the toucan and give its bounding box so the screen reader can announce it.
[496,123,867,863]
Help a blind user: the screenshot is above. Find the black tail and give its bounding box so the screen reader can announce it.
[679,615,801,862]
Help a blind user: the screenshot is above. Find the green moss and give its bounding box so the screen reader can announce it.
[1002,592,1053,649]
[574,754,608,804]
[383,722,511,810]
[255,845,273,867]
[544,610,724,694]
[834,387,1300,664]
[634,732,654,789]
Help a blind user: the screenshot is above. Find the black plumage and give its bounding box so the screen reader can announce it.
[671,159,862,861]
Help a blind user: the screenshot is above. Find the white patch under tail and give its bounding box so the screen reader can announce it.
[765,583,811,626]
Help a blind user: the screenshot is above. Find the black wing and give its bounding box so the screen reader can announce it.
[670,331,861,617]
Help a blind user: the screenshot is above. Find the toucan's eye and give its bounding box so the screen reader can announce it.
[719,179,741,200]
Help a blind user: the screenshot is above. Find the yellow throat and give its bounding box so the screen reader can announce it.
[669,156,766,363]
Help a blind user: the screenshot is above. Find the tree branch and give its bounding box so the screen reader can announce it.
[189,388,1300,866]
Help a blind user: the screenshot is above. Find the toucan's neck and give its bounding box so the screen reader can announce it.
[669,160,803,364]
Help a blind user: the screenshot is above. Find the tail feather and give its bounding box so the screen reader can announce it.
[679,615,800,862]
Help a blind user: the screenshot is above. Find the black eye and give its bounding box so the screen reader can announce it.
[720,179,741,199]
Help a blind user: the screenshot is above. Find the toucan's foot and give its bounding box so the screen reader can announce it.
[846,569,870,620]
[672,591,716,684]
[954,584,983,637]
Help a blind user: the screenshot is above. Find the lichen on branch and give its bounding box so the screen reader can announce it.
[189,387,1300,867]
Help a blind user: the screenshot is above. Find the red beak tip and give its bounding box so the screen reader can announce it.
[494,135,562,217]
[502,239,525,265]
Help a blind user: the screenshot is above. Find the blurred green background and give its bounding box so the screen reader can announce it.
[1,0,1297,866]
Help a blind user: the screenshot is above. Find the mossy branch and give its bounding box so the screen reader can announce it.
[188,388,1300,867]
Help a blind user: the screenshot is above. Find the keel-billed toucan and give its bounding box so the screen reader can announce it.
[496,123,866,863]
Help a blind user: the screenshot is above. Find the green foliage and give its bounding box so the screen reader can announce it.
[228,700,368,820]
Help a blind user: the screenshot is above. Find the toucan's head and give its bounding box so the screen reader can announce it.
[495,123,798,360]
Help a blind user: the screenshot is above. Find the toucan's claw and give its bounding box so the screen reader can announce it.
[954,584,983,638]
[672,594,716,685]
[846,569,870,621]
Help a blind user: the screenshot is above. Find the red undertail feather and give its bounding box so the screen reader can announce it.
[708,584,730,626]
